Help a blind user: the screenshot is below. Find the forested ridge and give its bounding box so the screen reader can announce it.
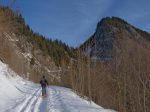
[0,6,77,66]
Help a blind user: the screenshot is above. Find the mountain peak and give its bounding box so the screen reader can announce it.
[97,16,128,29]
[80,17,150,60]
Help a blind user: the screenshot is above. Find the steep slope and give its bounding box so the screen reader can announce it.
[80,17,150,60]
[0,6,76,84]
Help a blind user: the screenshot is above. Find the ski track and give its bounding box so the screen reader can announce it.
[2,86,116,112]
[15,88,41,112]
[0,60,116,112]
[31,89,42,112]
[23,88,41,112]
[48,87,70,112]
[16,86,115,112]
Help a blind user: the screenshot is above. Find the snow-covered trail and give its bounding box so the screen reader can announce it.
[11,86,116,112]
[47,86,116,112]
[13,88,41,112]
[0,61,116,112]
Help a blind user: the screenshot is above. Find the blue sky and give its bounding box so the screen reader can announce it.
[1,0,150,47]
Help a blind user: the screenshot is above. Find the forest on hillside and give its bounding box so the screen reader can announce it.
[0,6,77,66]
[66,18,150,112]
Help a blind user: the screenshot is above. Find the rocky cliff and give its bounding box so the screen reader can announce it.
[80,17,150,60]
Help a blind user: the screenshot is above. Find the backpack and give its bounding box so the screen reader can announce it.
[40,79,47,87]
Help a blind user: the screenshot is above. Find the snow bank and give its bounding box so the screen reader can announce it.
[0,61,39,112]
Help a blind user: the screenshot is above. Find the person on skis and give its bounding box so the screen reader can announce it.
[40,76,48,96]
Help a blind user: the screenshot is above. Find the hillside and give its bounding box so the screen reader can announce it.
[0,6,77,84]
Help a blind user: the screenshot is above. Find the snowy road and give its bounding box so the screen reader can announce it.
[14,86,115,112]
[47,86,116,112]
[0,61,116,112]
[11,86,116,112]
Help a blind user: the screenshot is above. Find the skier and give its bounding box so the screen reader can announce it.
[40,76,48,96]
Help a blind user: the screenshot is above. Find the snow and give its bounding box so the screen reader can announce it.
[3,32,19,42]
[0,61,116,112]
[48,86,116,112]
[22,52,33,61]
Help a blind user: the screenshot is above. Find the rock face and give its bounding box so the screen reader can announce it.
[80,17,150,60]
[93,20,114,60]
[0,32,60,83]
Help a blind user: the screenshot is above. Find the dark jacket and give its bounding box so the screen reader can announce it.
[40,78,48,88]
